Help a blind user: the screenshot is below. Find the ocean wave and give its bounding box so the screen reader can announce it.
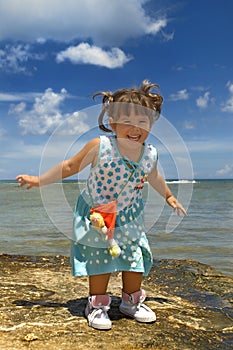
[166,180,197,184]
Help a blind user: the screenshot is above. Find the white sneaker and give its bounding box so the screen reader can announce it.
[85,294,112,330]
[119,289,156,323]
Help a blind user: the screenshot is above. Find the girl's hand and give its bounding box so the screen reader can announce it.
[16,175,40,190]
[166,195,187,216]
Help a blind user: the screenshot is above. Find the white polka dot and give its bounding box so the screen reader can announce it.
[128,257,133,261]
[104,259,108,264]
[91,252,94,256]
[122,255,127,260]
[96,259,100,264]
[90,260,93,264]
[96,251,100,255]
[131,262,137,268]
[94,237,99,242]
[83,245,87,250]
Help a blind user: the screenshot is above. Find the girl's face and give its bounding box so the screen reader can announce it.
[110,109,151,145]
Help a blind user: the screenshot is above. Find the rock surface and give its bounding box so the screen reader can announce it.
[0,254,232,350]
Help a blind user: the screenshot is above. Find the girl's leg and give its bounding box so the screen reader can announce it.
[86,273,112,330]
[89,273,111,295]
[120,271,156,323]
[122,271,143,294]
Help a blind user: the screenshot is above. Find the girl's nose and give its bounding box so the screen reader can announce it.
[130,122,140,129]
[130,124,140,132]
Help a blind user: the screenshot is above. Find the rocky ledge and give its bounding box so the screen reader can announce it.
[0,254,232,350]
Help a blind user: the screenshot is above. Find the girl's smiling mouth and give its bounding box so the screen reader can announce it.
[127,135,141,142]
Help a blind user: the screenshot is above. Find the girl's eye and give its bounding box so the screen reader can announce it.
[139,120,150,126]
[120,118,149,126]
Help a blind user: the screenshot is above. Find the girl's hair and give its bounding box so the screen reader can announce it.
[94,80,163,133]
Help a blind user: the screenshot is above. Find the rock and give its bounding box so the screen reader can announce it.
[0,254,232,350]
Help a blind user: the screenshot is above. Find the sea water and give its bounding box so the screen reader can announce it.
[0,180,232,276]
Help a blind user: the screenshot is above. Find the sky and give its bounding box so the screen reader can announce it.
[0,0,232,180]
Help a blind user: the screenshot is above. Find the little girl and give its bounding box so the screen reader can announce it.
[17,80,186,331]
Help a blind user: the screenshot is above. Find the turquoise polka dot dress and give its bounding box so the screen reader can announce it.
[70,136,158,276]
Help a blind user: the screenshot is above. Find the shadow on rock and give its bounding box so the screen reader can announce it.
[12,295,128,320]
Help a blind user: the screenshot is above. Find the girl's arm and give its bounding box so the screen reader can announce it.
[147,167,187,216]
[16,138,100,190]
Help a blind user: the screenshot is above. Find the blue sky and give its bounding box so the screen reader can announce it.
[0,0,232,180]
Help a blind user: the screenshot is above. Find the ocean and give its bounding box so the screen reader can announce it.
[0,179,232,276]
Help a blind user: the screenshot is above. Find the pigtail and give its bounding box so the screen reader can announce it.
[93,91,113,133]
[98,108,112,133]
[140,80,163,114]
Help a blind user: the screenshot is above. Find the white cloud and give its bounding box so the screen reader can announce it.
[196,92,210,109]
[0,127,6,137]
[174,66,184,71]
[187,140,232,153]
[0,92,42,102]
[56,43,132,68]
[9,88,90,135]
[161,29,175,41]
[184,121,195,130]
[0,44,44,74]
[144,18,167,35]
[168,89,189,101]
[216,164,233,177]
[0,140,44,160]
[222,81,233,112]
[0,0,167,46]
[191,85,209,92]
